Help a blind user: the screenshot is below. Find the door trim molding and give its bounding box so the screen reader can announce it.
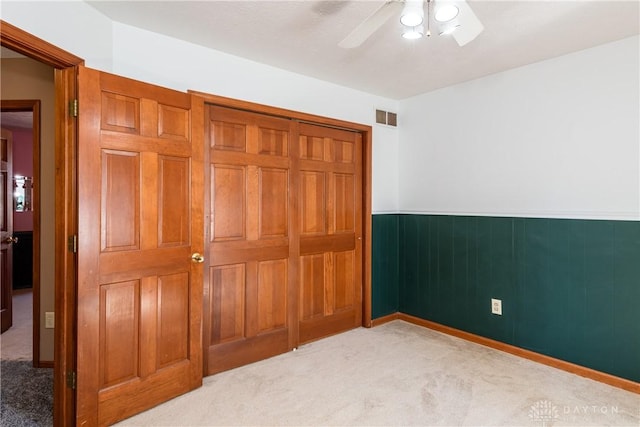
[1,19,83,427]
[0,20,83,68]
[193,90,373,328]
[190,90,373,132]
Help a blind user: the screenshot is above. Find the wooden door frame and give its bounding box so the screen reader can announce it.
[190,91,374,328]
[1,20,83,427]
[0,99,43,366]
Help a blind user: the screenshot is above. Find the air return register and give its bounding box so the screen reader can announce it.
[375,109,397,127]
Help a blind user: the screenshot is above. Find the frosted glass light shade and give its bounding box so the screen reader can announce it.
[439,24,460,35]
[435,3,459,22]
[400,0,424,27]
[402,25,424,39]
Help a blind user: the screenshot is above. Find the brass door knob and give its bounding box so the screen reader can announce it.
[3,236,18,244]
[191,253,205,263]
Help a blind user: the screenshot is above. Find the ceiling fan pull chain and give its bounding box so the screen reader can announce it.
[426,0,432,37]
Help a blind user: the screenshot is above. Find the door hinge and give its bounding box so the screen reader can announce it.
[66,371,77,389]
[70,99,78,117]
[68,235,77,253]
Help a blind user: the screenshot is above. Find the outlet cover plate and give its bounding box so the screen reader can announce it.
[491,298,502,315]
[45,312,55,328]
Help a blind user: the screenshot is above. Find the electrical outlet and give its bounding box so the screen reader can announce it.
[45,312,55,328]
[491,299,502,315]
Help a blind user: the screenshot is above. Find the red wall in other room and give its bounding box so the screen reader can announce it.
[9,127,33,232]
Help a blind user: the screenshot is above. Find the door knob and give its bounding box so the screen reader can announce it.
[3,236,18,244]
[191,252,205,263]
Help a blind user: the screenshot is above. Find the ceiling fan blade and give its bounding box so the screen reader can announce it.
[339,0,404,49]
[451,0,484,47]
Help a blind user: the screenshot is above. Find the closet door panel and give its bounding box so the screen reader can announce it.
[204,106,364,374]
[210,263,246,345]
[297,124,362,344]
[205,106,293,375]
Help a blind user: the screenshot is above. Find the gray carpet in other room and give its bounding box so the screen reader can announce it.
[0,359,53,426]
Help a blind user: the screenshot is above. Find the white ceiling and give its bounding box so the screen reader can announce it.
[87,1,638,99]
[0,111,33,130]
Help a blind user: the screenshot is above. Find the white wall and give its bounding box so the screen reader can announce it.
[111,23,399,213]
[1,0,113,71]
[1,4,400,212]
[399,35,640,220]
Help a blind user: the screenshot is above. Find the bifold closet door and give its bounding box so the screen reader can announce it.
[204,106,363,376]
[296,123,362,344]
[205,106,295,375]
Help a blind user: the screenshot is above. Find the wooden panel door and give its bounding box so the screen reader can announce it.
[77,67,204,426]
[297,123,362,344]
[1,128,14,333]
[205,106,294,375]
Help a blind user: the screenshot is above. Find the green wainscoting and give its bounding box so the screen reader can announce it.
[371,214,640,383]
[372,215,400,318]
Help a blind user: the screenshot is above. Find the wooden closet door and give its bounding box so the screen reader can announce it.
[205,106,294,375]
[77,67,204,426]
[297,123,362,343]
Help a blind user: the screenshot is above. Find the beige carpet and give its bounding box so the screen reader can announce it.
[115,320,639,426]
[0,291,32,361]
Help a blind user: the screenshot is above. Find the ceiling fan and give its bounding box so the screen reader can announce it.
[338,0,484,48]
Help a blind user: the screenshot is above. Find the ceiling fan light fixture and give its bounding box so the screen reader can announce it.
[434,3,459,22]
[402,25,424,39]
[400,0,424,27]
[400,13,423,27]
